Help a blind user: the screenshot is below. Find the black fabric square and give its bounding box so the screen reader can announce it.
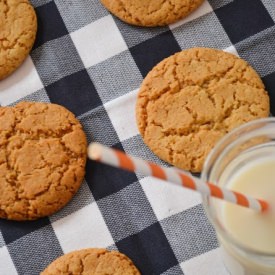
[130,31,181,77]
[263,71,275,115]
[34,1,69,48]
[215,0,274,44]
[116,222,179,275]
[0,217,50,245]
[86,143,138,201]
[46,69,101,116]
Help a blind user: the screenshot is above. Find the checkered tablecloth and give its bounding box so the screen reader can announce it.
[0,0,275,274]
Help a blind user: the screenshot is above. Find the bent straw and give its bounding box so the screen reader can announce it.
[88,143,269,212]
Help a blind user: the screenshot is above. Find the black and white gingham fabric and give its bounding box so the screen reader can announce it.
[0,0,275,274]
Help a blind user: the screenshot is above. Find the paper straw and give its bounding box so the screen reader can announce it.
[87,143,269,212]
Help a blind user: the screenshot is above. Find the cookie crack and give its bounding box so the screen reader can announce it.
[3,0,10,19]
[141,57,266,136]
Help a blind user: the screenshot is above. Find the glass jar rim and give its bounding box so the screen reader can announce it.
[201,117,275,258]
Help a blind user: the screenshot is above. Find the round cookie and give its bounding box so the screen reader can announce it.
[136,48,270,172]
[41,248,141,275]
[0,102,87,220]
[0,0,37,80]
[100,0,204,27]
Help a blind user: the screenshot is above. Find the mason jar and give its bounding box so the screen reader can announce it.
[202,118,275,275]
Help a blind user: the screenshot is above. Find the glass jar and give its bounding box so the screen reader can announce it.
[202,118,275,275]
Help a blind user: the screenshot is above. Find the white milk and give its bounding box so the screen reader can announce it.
[219,156,275,274]
[224,157,275,254]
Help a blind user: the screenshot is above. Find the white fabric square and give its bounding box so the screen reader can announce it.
[50,180,94,222]
[0,56,43,105]
[181,248,227,275]
[105,89,139,141]
[71,15,128,68]
[140,176,201,221]
[52,202,114,253]
[224,45,239,56]
[169,1,213,30]
[0,246,18,275]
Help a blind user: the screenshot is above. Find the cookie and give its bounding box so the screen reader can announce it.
[100,0,204,27]
[0,102,87,220]
[41,248,141,275]
[136,48,270,172]
[0,0,37,80]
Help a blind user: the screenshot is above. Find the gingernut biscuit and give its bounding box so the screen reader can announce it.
[136,48,270,172]
[41,248,141,275]
[0,0,37,80]
[100,0,204,27]
[0,102,87,220]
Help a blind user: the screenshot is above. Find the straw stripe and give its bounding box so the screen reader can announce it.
[179,174,196,190]
[208,184,224,199]
[132,157,152,177]
[247,197,261,212]
[87,143,269,212]
[148,163,167,180]
[259,200,269,212]
[221,189,237,204]
[233,191,249,208]
[194,179,211,196]
[165,169,182,186]
[100,146,119,167]
[115,150,135,171]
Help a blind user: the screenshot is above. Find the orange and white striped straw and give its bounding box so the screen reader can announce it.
[88,143,269,212]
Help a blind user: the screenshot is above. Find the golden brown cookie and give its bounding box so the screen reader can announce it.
[41,248,141,275]
[0,102,87,220]
[100,0,204,27]
[0,0,37,80]
[136,48,270,172]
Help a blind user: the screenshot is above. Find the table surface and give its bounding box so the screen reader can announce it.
[0,0,275,274]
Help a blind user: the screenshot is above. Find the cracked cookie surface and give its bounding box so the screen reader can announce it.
[136,48,270,172]
[41,248,141,275]
[100,0,204,27]
[0,0,37,80]
[0,102,87,220]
